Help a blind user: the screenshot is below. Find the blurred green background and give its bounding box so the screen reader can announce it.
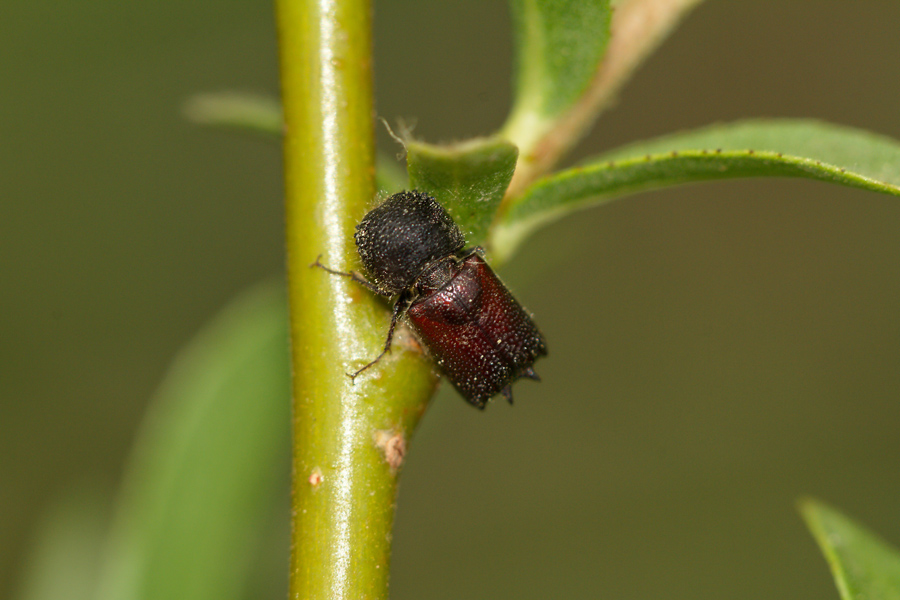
[3,1,900,599]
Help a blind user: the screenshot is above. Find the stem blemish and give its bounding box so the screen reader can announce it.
[374,429,406,473]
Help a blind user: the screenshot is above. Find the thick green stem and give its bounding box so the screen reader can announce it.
[275,1,437,598]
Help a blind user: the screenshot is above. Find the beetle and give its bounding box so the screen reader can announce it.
[314,190,546,409]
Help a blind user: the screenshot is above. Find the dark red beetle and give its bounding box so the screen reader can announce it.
[314,190,546,409]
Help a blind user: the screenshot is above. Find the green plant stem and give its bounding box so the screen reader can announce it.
[275,0,438,598]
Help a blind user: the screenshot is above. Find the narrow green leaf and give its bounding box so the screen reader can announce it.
[13,485,109,600]
[183,92,406,196]
[96,282,290,600]
[183,92,283,139]
[800,498,900,600]
[504,0,611,149]
[407,137,518,246]
[494,119,900,259]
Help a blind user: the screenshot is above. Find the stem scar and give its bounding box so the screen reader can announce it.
[374,429,406,473]
[308,467,324,487]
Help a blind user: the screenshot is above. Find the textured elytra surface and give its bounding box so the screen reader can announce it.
[355,190,465,295]
[407,254,547,408]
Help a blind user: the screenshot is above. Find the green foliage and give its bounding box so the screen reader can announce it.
[32,1,899,599]
[406,137,518,245]
[493,119,900,259]
[183,92,283,140]
[95,283,290,600]
[13,487,108,600]
[505,0,611,147]
[802,499,900,600]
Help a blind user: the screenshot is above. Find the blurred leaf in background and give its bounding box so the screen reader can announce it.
[802,499,900,600]
[3,2,900,600]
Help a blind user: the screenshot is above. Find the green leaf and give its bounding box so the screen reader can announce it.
[493,119,900,260]
[183,92,407,196]
[95,282,290,600]
[13,485,110,600]
[407,136,518,247]
[183,92,283,139]
[801,498,900,600]
[503,0,611,150]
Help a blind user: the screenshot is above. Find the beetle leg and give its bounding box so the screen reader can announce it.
[311,254,392,297]
[501,385,514,405]
[348,294,411,380]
